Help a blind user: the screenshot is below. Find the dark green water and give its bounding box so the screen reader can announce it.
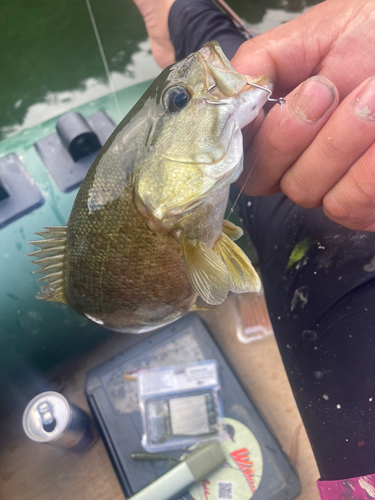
[0,0,321,141]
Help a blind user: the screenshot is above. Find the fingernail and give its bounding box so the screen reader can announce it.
[354,77,375,120]
[292,77,335,122]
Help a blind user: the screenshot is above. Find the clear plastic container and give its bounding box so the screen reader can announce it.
[137,360,224,452]
[232,291,273,344]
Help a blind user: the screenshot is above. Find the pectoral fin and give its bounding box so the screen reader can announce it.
[214,232,261,293]
[178,232,230,305]
[222,220,243,241]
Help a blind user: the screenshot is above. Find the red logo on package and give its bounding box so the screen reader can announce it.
[230,448,256,493]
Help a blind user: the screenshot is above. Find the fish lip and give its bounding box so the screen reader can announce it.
[246,75,274,90]
[200,46,274,101]
[198,41,233,69]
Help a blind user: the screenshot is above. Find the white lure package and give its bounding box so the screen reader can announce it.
[137,360,224,452]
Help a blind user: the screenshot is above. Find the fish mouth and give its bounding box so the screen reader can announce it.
[241,75,274,96]
[136,42,274,229]
[198,41,235,75]
[198,41,273,103]
[200,43,274,129]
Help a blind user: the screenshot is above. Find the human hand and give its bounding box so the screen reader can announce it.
[232,0,375,231]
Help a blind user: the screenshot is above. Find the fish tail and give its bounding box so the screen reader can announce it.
[27,226,68,304]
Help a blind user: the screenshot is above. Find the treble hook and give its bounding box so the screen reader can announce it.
[246,82,286,106]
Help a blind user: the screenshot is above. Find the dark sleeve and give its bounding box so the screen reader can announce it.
[168,0,247,61]
[234,189,375,481]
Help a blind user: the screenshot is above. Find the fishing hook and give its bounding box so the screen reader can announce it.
[206,82,285,106]
[246,82,286,106]
[205,84,231,104]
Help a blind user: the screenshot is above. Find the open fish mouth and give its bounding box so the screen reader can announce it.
[199,41,273,100]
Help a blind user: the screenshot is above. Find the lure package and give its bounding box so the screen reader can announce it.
[137,360,224,452]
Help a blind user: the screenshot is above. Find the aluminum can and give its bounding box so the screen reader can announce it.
[22,391,96,452]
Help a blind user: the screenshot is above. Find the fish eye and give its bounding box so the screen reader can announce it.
[163,85,191,113]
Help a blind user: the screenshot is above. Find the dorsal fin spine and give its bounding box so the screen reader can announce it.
[28,226,68,304]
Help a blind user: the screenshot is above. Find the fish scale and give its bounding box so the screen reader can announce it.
[65,182,194,331]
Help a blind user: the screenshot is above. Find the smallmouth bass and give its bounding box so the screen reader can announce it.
[29,41,272,333]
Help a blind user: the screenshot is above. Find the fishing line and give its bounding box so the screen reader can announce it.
[85,0,122,122]
[226,89,286,222]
